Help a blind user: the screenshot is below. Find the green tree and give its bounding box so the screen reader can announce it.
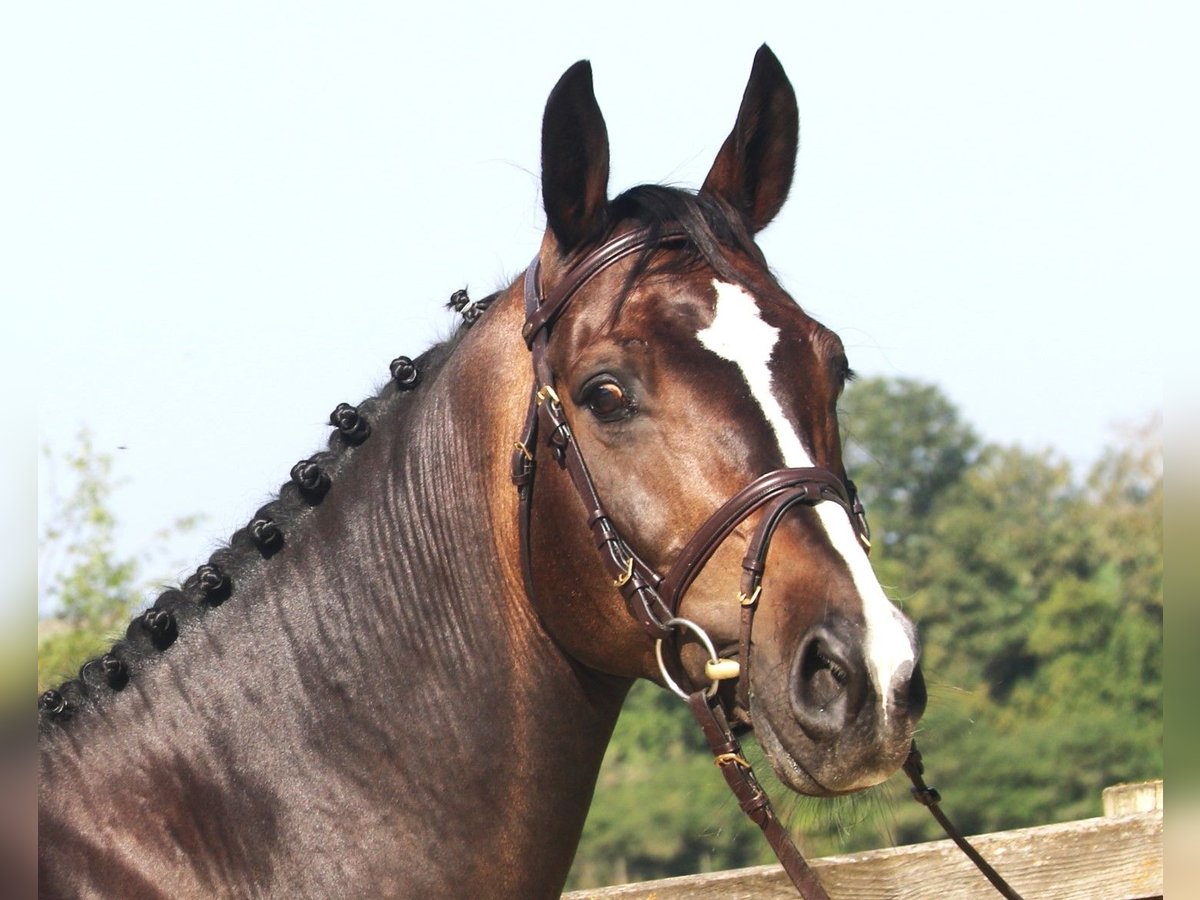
[566,682,772,889]
[889,421,1162,840]
[37,432,200,691]
[840,377,980,554]
[838,377,982,608]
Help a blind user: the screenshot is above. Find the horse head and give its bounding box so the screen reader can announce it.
[521,45,926,797]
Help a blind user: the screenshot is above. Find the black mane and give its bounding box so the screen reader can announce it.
[38,327,468,732]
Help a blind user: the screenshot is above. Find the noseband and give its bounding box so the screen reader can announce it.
[509,228,1023,900]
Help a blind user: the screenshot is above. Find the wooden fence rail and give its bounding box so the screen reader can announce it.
[564,780,1162,900]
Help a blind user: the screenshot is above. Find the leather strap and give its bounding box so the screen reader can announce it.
[904,744,1026,899]
[522,229,687,347]
[659,467,858,615]
[688,691,830,900]
[511,381,541,602]
[730,480,861,712]
[520,232,690,638]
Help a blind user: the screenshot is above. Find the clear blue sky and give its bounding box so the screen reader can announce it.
[16,3,1191,606]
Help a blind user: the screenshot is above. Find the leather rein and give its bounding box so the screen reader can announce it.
[509,228,1024,900]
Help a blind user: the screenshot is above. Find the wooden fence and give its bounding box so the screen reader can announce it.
[564,780,1162,900]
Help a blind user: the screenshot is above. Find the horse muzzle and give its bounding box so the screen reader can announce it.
[747,609,926,796]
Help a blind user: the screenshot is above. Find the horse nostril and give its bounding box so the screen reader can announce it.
[800,642,848,709]
[901,661,928,722]
[791,623,864,736]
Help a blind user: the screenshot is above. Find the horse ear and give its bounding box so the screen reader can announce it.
[701,44,799,233]
[541,60,610,253]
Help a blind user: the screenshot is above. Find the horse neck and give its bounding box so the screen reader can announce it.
[39,284,629,899]
[369,283,634,757]
[307,301,631,892]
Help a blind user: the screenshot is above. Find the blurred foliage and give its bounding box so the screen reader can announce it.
[567,683,774,888]
[37,432,201,692]
[567,379,1162,889]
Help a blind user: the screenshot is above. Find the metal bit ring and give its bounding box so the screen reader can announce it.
[655,616,722,700]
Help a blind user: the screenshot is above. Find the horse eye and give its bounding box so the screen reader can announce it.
[583,380,634,422]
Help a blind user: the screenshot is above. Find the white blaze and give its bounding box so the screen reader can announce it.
[697,280,916,719]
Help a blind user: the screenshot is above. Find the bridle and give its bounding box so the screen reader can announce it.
[512,228,870,639]
[509,227,1024,900]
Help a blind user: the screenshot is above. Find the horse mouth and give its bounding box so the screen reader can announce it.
[744,681,902,801]
[707,651,899,796]
[750,700,899,797]
[752,702,842,796]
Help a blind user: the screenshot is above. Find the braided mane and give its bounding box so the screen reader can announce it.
[36,306,490,733]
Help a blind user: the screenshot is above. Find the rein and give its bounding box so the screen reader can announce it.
[511,229,1024,899]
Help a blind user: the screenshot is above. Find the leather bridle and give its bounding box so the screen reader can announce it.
[509,227,1024,900]
[512,228,870,637]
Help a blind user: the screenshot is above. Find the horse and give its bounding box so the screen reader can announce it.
[38,45,927,899]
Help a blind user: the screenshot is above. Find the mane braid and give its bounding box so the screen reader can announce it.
[38,306,481,733]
